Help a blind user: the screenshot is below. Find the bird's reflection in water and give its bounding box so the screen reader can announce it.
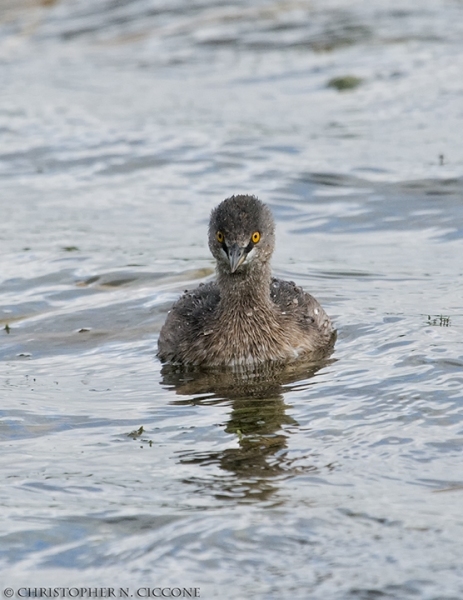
[160,355,334,504]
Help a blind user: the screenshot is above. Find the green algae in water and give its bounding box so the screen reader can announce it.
[327,75,363,91]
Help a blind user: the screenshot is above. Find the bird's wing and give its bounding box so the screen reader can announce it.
[270,277,333,333]
[158,282,220,361]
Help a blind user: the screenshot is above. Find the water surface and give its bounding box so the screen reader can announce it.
[1,1,463,598]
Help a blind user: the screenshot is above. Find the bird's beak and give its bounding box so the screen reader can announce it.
[228,243,248,273]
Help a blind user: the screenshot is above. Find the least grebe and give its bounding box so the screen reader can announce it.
[158,195,335,367]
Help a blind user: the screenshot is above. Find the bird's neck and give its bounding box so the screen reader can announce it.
[217,262,273,310]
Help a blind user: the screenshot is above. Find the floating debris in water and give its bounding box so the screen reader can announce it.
[128,426,144,438]
[427,314,451,327]
[127,426,153,447]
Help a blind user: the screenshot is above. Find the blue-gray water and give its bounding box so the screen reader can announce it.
[1,1,463,598]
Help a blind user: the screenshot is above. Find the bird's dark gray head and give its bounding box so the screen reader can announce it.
[208,195,275,276]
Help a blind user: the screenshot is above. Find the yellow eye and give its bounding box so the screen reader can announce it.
[216,231,224,243]
[252,231,261,244]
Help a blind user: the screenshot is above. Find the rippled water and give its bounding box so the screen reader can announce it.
[1,1,463,598]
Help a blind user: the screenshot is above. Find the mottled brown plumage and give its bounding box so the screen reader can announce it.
[158,195,335,367]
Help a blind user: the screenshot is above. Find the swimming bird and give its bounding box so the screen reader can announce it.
[158,195,335,367]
